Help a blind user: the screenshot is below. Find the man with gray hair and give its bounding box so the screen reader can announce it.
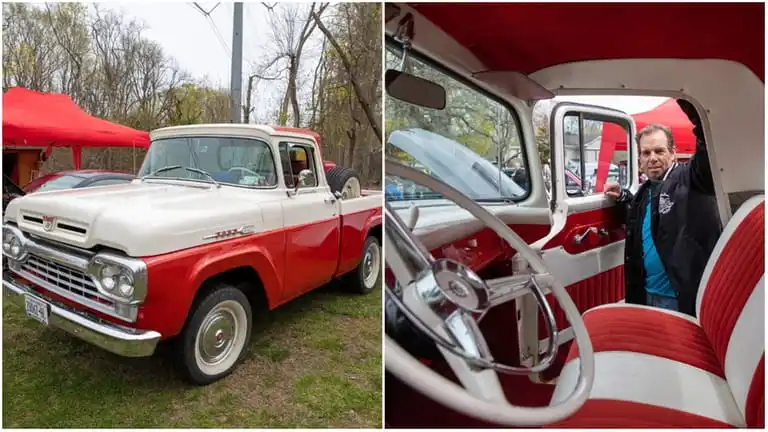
[604,99,722,316]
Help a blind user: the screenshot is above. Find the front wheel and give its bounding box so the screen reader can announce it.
[347,236,381,294]
[174,285,252,385]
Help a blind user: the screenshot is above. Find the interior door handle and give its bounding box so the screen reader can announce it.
[573,227,608,245]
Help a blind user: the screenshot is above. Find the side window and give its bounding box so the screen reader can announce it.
[563,114,630,198]
[279,143,318,188]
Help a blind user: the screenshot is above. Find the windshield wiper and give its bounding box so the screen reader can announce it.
[184,167,221,188]
[141,165,221,188]
[140,165,182,180]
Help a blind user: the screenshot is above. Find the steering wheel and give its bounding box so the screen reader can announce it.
[384,159,594,426]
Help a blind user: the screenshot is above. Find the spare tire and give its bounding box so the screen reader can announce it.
[326,166,362,199]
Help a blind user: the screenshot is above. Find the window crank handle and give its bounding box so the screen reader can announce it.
[574,227,608,244]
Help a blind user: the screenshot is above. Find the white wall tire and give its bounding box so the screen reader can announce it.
[175,286,253,385]
[347,236,381,294]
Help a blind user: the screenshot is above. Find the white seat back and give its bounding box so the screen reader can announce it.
[695,195,764,427]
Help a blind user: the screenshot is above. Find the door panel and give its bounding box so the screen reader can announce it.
[531,103,638,357]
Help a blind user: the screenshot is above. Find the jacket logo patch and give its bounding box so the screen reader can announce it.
[659,193,674,214]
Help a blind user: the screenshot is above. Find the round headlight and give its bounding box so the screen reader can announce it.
[3,232,22,258]
[117,274,134,297]
[100,265,119,291]
[2,232,12,252]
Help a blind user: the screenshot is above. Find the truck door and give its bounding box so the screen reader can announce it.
[278,141,341,301]
[524,102,638,370]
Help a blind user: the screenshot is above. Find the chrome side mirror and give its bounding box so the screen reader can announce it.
[295,169,315,192]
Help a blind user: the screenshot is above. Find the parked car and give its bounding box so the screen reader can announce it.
[3,124,382,385]
[21,170,135,194]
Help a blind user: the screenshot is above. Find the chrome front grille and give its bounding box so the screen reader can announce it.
[14,253,118,316]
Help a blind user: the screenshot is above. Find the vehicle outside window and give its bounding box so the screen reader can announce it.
[384,42,529,207]
[562,114,630,197]
[137,136,277,188]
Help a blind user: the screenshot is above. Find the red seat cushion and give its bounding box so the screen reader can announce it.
[550,304,744,427]
[566,305,724,378]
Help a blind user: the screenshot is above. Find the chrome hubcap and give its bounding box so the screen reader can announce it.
[198,308,237,365]
[363,242,380,288]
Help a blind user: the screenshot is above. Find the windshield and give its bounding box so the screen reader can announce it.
[137,136,277,188]
[384,42,529,205]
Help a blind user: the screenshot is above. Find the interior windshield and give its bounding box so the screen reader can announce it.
[384,41,529,205]
[137,136,277,188]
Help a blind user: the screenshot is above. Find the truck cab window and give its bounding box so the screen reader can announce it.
[279,143,318,188]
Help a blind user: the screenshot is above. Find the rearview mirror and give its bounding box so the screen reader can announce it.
[385,69,446,110]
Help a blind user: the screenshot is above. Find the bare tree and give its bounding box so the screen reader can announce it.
[311,9,381,141]
[257,2,328,126]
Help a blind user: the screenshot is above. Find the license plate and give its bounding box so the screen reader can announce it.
[24,295,50,326]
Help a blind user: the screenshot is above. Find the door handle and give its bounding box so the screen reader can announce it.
[574,227,608,245]
[324,196,336,204]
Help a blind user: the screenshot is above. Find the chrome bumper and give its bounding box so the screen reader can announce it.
[3,274,161,357]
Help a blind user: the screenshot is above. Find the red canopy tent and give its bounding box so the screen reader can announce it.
[595,98,696,191]
[3,87,150,182]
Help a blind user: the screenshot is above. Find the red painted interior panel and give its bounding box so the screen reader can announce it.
[432,224,550,272]
[543,206,625,252]
[537,267,625,336]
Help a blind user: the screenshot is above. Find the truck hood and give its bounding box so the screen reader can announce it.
[4,181,282,257]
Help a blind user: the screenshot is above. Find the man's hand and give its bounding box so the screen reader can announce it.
[604,182,621,199]
[676,99,704,142]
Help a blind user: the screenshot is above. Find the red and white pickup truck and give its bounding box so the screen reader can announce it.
[2,124,382,384]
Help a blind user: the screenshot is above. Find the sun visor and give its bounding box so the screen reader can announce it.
[471,71,554,102]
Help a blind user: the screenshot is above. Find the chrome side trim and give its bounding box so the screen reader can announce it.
[3,275,160,357]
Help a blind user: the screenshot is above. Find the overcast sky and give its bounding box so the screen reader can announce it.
[103,2,256,88]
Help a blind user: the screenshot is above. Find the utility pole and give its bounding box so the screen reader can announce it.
[229,2,243,123]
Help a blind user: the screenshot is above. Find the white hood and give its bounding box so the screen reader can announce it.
[4,181,283,257]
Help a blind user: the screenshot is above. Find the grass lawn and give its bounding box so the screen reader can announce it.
[2,279,382,428]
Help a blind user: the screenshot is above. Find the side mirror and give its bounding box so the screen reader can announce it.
[295,169,315,192]
[385,69,446,110]
[566,186,584,197]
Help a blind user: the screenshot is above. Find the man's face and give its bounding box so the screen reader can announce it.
[639,130,676,180]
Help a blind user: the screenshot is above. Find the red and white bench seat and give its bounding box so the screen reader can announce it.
[549,195,765,428]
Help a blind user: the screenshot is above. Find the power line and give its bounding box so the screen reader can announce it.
[189,2,230,57]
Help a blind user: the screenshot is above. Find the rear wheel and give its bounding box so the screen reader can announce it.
[174,285,252,385]
[347,236,381,294]
[326,166,362,199]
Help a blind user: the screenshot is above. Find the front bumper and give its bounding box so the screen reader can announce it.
[3,274,161,357]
